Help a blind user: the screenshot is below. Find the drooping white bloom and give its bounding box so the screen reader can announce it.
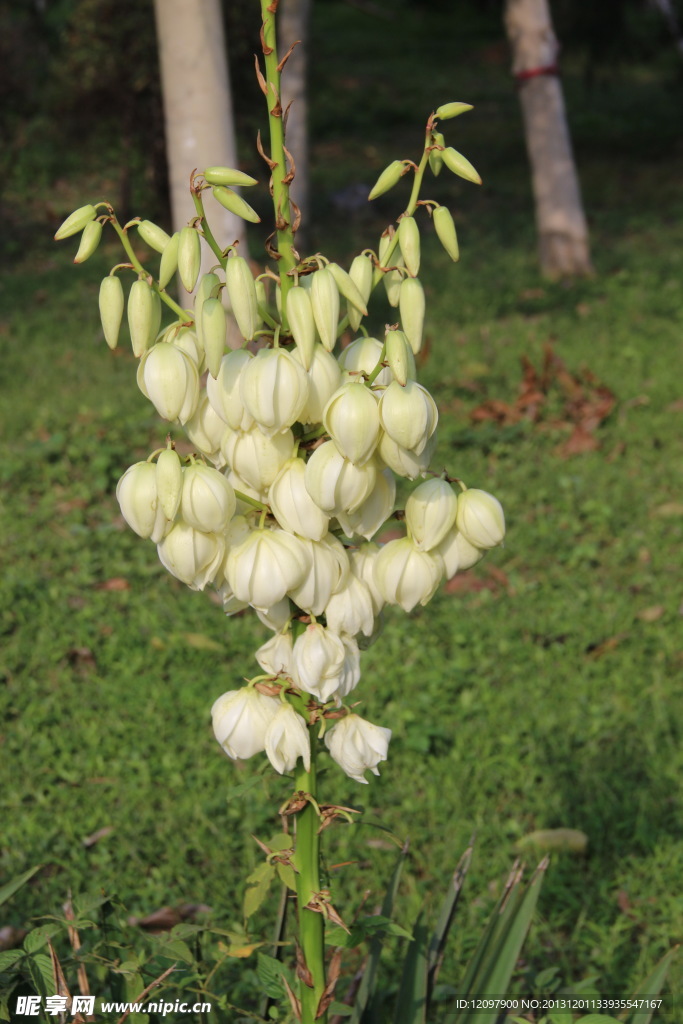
[305,441,377,515]
[269,457,330,541]
[323,382,380,465]
[157,522,225,590]
[212,687,279,760]
[136,342,200,424]
[436,527,484,579]
[374,536,443,612]
[325,574,375,638]
[455,488,505,549]
[217,580,249,617]
[225,528,310,609]
[378,380,438,454]
[265,703,311,773]
[206,349,255,431]
[324,714,391,784]
[184,394,228,467]
[349,544,385,616]
[256,631,295,678]
[337,635,361,699]
[336,469,396,540]
[338,336,392,386]
[255,598,293,632]
[222,424,295,493]
[116,461,169,542]
[239,347,309,436]
[180,463,236,533]
[288,534,349,615]
[291,344,342,424]
[377,431,436,480]
[291,623,348,702]
[405,478,458,551]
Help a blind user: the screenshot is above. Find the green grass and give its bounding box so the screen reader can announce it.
[2,0,683,1017]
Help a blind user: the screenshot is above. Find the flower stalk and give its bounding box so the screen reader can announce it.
[293,745,326,1023]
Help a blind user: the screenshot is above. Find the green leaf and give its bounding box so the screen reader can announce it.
[548,1011,574,1024]
[427,837,473,1004]
[160,939,194,964]
[624,945,678,1024]
[26,952,54,997]
[573,1017,622,1023]
[247,861,276,886]
[257,952,286,999]
[454,859,547,1024]
[267,833,293,853]
[392,913,429,1024]
[275,862,297,892]
[0,950,24,971]
[0,866,42,908]
[244,866,276,920]
[328,1003,353,1017]
[23,926,56,954]
[349,841,408,1024]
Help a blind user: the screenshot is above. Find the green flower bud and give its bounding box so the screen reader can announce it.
[178,226,201,292]
[433,206,459,262]
[211,186,261,224]
[155,447,183,521]
[158,231,180,289]
[398,216,420,277]
[201,297,227,378]
[428,131,446,177]
[327,262,368,317]
[225,255,260,341]
[204,166,258,187]
[399,277,426,354]
[137,220,172,253]
[98,275,124,350]
[310,267,340,352]
[435,101,473,121]
[73,220,102,263]
[54,204,96,241]
[286,286,316,370]
[442,147,482,185]
[347,253,374,331]
[127,279,157,358]
[385,329,414,386]
[368,160,405,201]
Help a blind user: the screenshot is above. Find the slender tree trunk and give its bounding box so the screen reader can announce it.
[504,0,592,277]
[278,0,312,252]
[153,0,247,300]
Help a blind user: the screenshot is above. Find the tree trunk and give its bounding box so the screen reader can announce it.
[278,0,312,252]
[153,0,247,299]
[504,0,592,277]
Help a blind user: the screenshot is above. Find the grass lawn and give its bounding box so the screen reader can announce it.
[1,0,682,1018]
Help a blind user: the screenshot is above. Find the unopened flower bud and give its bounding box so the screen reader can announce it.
[204,166,258,187]
[158,231,180,289]
[225,255,261,342]
[399,277,426,354]
[325,714,391,784]
[435,101,473,121]
[156,448,183,521]
[310,267,340,352]
[136,219,172,253]
[212,687,279,760]
[442,147,482,185]
[99,275,124,350]
[157,522,225,590]
[127,279,157,358]
[455,488,505,549]
[201,297,227,378]
[177,226,201,292]
[73,220,102,263]
[286,285,316,369]
[327,262,368,317]
[265,704,310,774]
[374,537,443,612]
[385,329,415,386]
[398,216,420,277]
[54,204,96,241]
[428,131,446,177]
[347,254,374,331]
[433,206,460,263]
[368,160,404,201]
[211,186,261,223]
[405,478,458,551]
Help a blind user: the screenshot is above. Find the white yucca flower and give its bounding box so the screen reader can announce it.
[265,703,311,774]
[324,714,391,784]
[373,536,443,612]
[212,687,279,760]
[225,528,310,609]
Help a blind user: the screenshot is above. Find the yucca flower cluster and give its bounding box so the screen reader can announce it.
[55,106,505,788]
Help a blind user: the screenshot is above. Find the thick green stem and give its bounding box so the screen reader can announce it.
[260,0,297,307]
[294,745,326,1023]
